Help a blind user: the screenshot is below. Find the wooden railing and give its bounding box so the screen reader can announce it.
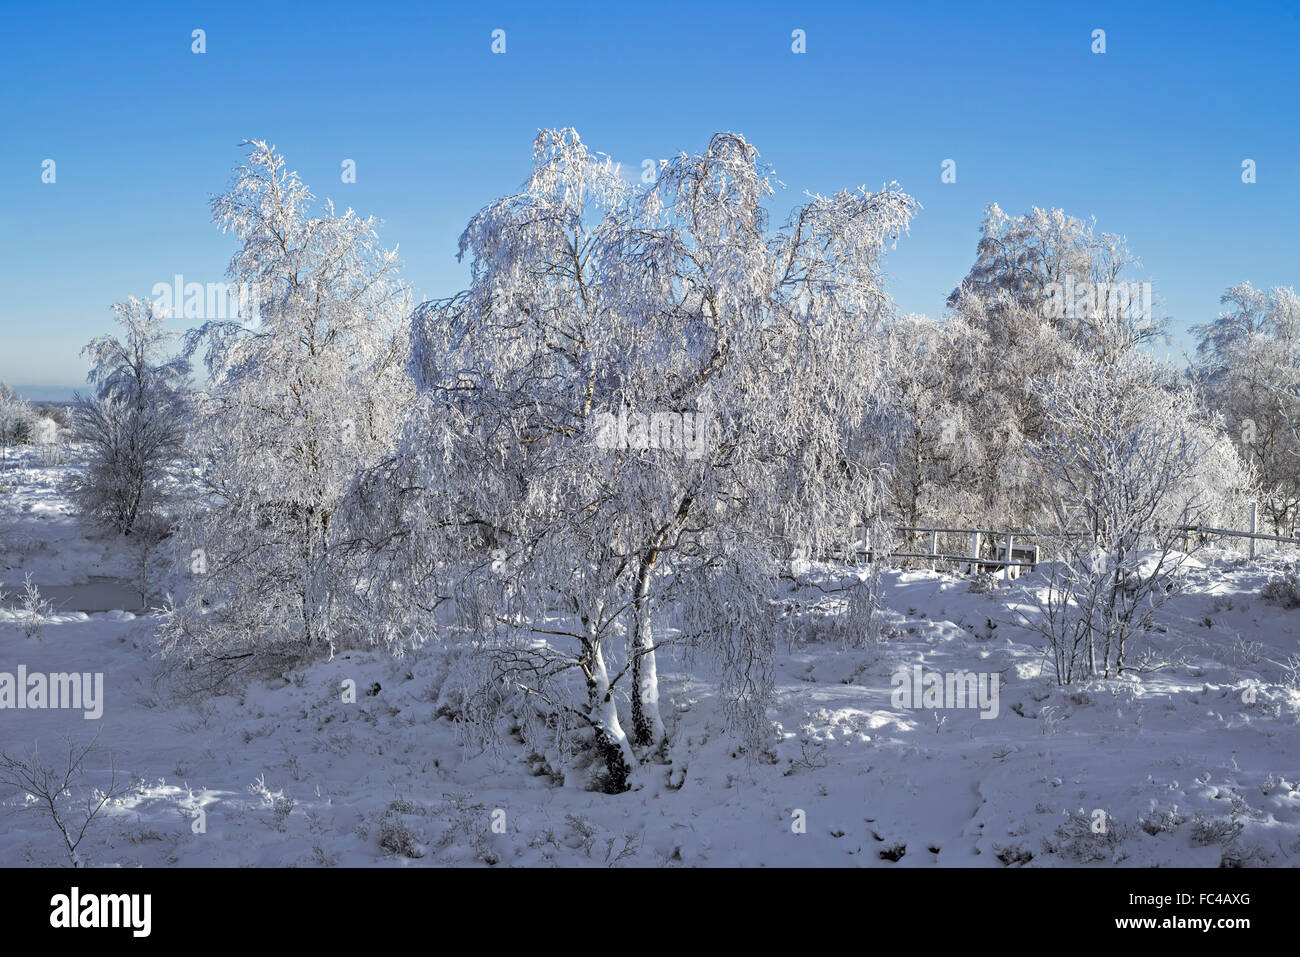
[823,503,1298,575]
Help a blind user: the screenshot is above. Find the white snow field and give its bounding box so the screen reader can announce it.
[2,445,1299,868]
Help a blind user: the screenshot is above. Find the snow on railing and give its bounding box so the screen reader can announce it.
[838,527,1040,578]
[826,503,1296,576]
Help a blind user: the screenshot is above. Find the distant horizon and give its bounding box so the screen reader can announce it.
[7,385,78,404]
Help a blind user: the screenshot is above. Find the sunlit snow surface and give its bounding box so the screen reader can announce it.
[2,445,1298,867]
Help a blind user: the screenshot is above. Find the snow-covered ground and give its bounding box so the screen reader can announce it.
[2,446,1299,867]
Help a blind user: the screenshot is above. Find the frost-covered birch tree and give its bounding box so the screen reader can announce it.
[159,140,412,687]
[950,204,1168,362]
[67,297,189,535]
[357,129,915,790]
[1191,282,1300,533]
[932,203,1166,528]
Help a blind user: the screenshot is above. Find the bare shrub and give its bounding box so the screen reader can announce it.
[0,736,140,867]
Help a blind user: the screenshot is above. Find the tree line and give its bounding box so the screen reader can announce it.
[52,132,1297,789]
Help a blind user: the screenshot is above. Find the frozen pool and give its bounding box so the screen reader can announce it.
[5,577,145,613]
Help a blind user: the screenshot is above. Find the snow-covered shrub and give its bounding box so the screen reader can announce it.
[1162,410,1258,533]
[67,393,181,536]
[31,417,68,466]
[123,513,171,610]
[34,403,69,429]
[1282,655,1300,694]
[1042,808,1130,863]
[1137,805,1186,836]
[426,642,552,766]
[1021,352,1250,683]
[993,843,1034,866]
[13,574,52,640]
[376,803,425,858]
[1261,563,1300,608]
[0,382,37,468]
[783,554,892,650]
[247,773,294,831]
[1189,811,1243,848]
[66,298,189,536]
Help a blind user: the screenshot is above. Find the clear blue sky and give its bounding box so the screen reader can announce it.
[2,0,1297,397]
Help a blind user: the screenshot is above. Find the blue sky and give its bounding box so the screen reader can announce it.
[2,0,1297,397]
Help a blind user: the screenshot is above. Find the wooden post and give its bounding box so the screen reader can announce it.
[1004,532,1014,580]
[930,530,938,572]
[1249,502,1258,560]
[970,531,981,574]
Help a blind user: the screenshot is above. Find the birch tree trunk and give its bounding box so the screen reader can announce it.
[584,627,635,791]
[629,553,666,749]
